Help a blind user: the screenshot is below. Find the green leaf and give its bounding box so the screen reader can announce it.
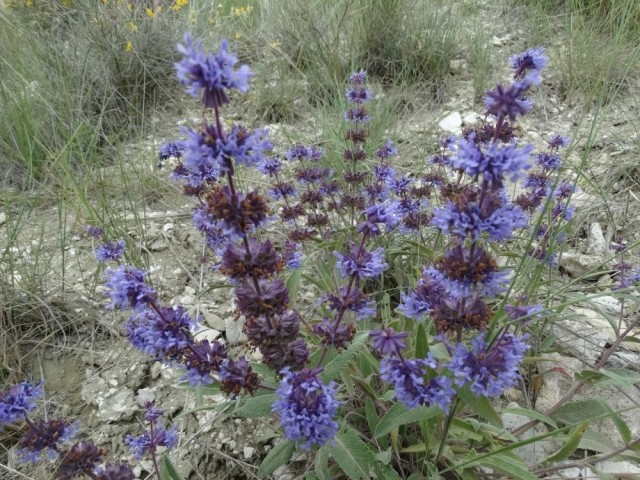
[257,439,295,478]
[539,333,557,351]
[575,368,640,392]
[553,398,632,443]
[415,322,428,358]
[234,394,277,418]
[375,447,392,465]
[542,421,589,465]
[315,447,331,480]
[328,427,377,480]
[469,452,537,480]
[285,267,303,304]
[159,455,183,480]
[497,406,557,428]
[322,332,368,382]
[365,398,380,433]
[352,376,377,400]
[457,387,502,427]
[375,403,440,439]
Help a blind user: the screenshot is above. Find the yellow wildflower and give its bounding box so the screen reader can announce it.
[126,21,137,32]
[127,3,132,11]
[125,41,133,52]
[101,0,108,4]
[145,7,154,17]
[235,31,242,40]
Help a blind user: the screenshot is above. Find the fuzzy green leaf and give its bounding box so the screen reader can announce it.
[415,322,428,358]
[159,455,183,480]
[457,387,502,427]
[375,403,440,439]
[328,427,377,480]
[257,439,295,478]
[322,332,368,382]
[469,452,537,480]
[542,421,589,465]
[233,394,277,418]
[315,447,331,480]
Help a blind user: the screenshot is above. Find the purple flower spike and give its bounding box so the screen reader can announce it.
[273,368,340,450]
[0,381,44,427]
[56,441,106,480]
[95,240,126,263]
[17,419,78,463]
[96,463,136,480]
[509,47,547,80]
[547,134,570,150]
[85,225,103,238]
[376,139,398,159]
[124,306,197,361]
[103,265,156,311]
[125,424,179,460]
[334,244,388,280]
[349,70,367,84]
[175,34,252,109]
[159,142,184,160]
[370,328,408,356]
[379,356,454,411]
[449,332,529,397]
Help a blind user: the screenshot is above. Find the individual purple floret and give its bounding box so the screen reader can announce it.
[504,303,543,322]
[345,86,373,104]
[283,240,303,269]
[125,424,179,460]
[95,463,136,480]
[451,138,533,189]
[16,419,78,463]
[547,134,570,150]
[56,441,106,480]
[369,328,408,356]
[376,139,398,159]
[124,306,197,361]
[175,34,252,109]
[94,240,126,263]
[448,332,529,397]
[182,339,228,385]
[334,244,388,279]
[0,381,43,427]
[85,225,103,239]
[534,152,562,171]
[272,368,340,451]
[509,47,547,80]
[349,69,367,84]
[218,356,260,395]
[158,142,184,160]
[103,265,156,311]
[483,82,533,121]
[431,195,528,242]
[379,355,454,411]
[257,155,283,176]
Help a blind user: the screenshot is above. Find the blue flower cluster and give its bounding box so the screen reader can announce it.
[272,368,340,450]
[0,381,135,479]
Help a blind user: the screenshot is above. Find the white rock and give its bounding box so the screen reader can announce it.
[597,460,640,475]
[463,112,479,126]
[438,111,462,133]
[0,211,6,225]
[136,388,156,405]
[501,404,558,466]
[589,295,622,315]
[195,328,221,342]
[163,223,174,232]
[558,466,595,478]
[225,316,247,344]
[243,446,255,459]
[449,59,464,74]
[589,222,609,254]
[202,311,225,330]
[150,361,163,380]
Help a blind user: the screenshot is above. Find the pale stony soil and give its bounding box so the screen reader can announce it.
[2,8,640,480]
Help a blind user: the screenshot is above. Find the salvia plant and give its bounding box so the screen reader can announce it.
[4,35,640,480]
